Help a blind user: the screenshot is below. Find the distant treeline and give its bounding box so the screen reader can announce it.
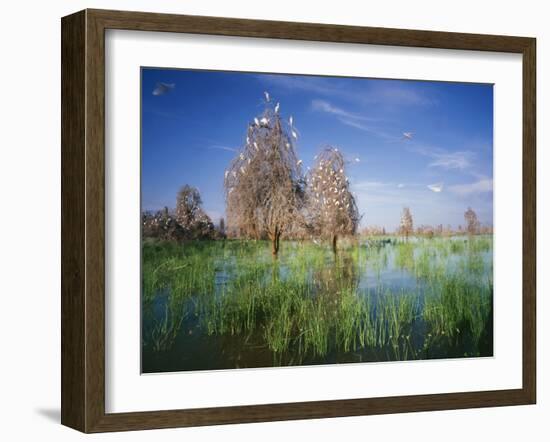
[142,185,224,242]
[142,183,491,244]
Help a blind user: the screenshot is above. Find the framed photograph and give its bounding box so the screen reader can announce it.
[61,9,536,432]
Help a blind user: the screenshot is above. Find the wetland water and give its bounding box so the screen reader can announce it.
[142,236,493,373]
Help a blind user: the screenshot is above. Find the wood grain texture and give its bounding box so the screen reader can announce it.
[61,10,86,432]
[522,38,536,403]
[61,8,537,433]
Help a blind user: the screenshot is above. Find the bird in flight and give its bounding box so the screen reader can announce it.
[427,182,444,193]
[152,82,175,96]
[402,132,414,141]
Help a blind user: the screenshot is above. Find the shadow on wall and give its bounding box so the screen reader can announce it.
[35,408,60,423]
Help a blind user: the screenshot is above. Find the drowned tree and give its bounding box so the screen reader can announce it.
[399,207,414,240]
[142,185,216,241]
[307,147,360,254]
[464,207,480,236]
[175,185,215,239]
[224,94,305,256]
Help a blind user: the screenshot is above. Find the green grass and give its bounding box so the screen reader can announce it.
[142,235,493,365]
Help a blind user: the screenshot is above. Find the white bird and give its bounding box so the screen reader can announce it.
[240,166,246,174]
[334,148,338,152]
[152,82,175,96]
[354,158,360,162]
[253,142,259,151]
[297,160,303,166]
[274,102,280,113]
[292,130,298,140]
[246,137,250,145]
[264,91,270,102]
[285,142,290,149]
[402,132,414,140]
[289,116,293,126]
[239,153,245,160]
[232,171,237,178]
[225,171,229,178]
[428,182,444,193]
[260,117,269,126]
[254,117,260,126]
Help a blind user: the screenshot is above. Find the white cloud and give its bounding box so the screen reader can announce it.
[311,99,398,141]
[448,178,493,196]
[412,146,474,170]
[366,83,436,107]
[428,151,473,170]
[208,145,237,153]
[352,181,427,211]
[338,118,375,132]
[311,99,376,121]
[261,75,435,108]
[354,181,388,189]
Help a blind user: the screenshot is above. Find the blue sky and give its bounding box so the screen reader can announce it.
[142,68,493,231]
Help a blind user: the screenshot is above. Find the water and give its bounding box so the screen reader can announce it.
[142,236,493,373]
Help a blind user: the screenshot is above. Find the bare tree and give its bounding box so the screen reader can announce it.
[479,224,493,235]
[142,206,185,241]
[307,147,360,254]
[399,207,414,240]
[224,96,305,256]
[362,225,385,236]
[175,185,202,229]
[416,224,435,238]
[175,185,215,239]
[464,207,480,236]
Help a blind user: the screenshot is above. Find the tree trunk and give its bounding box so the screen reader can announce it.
[271,236,277,256]
[332,234,338,255]
[271,228,281,257]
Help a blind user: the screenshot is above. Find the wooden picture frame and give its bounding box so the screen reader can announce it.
[61,8,536,433]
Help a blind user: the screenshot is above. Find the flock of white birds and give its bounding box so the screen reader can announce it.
[309,157,353,215]
[225,92,443,198]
